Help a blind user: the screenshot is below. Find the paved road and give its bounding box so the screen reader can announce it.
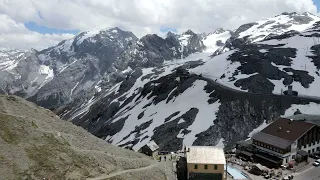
[198,75,320,103]
[293,166,320,180]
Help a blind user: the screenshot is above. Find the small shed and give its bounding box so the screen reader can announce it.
[139,140,159,157]
[250,163,267,175]
[296,150,308,163]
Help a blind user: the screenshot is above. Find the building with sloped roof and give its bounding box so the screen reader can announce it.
[250,118,320,167]
[186,146,226,180]
[139,140,159,157]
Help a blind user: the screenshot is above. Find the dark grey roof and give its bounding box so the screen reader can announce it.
[252,132,293,149]
[261,118,314,141]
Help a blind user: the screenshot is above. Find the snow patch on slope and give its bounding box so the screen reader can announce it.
[203,31,231,52]
[283,103,320,117]
[261,30,320,97]
[109,80,220,151]
[239,13,320,42]
[179,34,191,46]
[248,120,268,138]
[182,81,221,146]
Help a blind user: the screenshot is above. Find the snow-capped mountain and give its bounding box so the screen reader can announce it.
[2,12,320,152]
[0,49,53,96]
[195,21,320,97]
[233,12,320,42]
[28,27,138,109]
[212,12,320,56]
[59,13,320,151]
[202,28,232,52]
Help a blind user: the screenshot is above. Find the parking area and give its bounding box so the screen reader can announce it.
[227,155,320,180]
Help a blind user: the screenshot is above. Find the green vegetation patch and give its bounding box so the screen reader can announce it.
[31,121,38,129]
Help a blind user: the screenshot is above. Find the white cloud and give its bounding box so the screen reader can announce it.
[0,0,318,50]
[0,14,74,50]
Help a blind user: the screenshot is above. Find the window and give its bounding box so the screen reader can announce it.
[214,165,218,170]
[204,165,208,169]
[313,149,315,153]
[308,150,311,154]
[194,164,198,169]
[292,155,295,160]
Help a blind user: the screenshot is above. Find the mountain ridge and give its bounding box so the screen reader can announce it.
[1,12,320,152]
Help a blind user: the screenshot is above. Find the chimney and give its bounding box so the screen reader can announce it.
[278,127,282,132]
[288,119,293,124]
[288,85,293,96]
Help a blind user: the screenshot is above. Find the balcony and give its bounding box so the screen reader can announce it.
[254,145,291,158]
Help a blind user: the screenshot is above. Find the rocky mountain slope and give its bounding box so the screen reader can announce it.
[60,12,320,152]
[0,95,173,180]
[1,12,320,152]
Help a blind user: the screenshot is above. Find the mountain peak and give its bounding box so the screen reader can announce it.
[281,12,297,16]
[183,29,196,35]
[166,31,176,38]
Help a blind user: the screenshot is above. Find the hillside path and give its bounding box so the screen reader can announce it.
[86,163,158,180]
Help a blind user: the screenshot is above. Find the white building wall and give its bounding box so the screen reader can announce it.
[254,138,320,165]
[282,140,320,165]
[300,140,320,154]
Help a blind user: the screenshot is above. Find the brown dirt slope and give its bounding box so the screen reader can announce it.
[0,95,173,180]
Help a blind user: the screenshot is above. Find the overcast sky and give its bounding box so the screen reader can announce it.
[0,0,319,50]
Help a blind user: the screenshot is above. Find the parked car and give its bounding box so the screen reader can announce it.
[280,165,287,170]
[313,161,320,166]
[314,151,320,155]
[282,175,293,180]
[316,159,320,163]
[309,154,320,159]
